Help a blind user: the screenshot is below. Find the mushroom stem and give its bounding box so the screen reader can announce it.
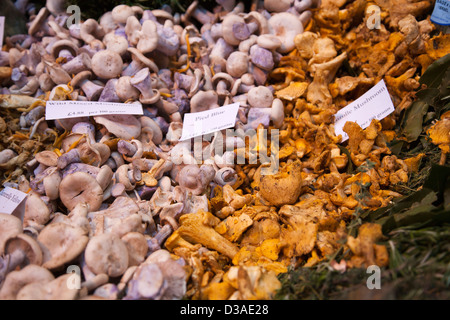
[79,79,104,101]
[147,224,173,253]
[118,140,138,157]
[440,152,447,166]
[122,60,144,77]
[129,68,160,104]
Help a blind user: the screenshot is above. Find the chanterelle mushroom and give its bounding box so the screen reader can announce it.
[260,160,303,206]
[165,210,239,260]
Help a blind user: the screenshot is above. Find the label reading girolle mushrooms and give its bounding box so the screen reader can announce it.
[179,102,240,141]
[334,80,395,142]
[45,101,144,120]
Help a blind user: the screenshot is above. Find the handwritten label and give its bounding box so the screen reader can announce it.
[0,17,4,46]
[45,101,144,120]
[0,187,28,217]
[334,80,395,142]
[179,103,240,141]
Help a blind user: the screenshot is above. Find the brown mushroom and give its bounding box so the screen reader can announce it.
[38,222,89,270]
[0,214,23,254]
[0,265,55,300]
[91,50,124,79]
[17,274,80,300]
[59,172,104,212]
[84,233,129,278]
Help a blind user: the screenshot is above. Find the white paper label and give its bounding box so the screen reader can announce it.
[45,101,144,120]
[179,103,240,141]
[0,187,27,215]
[334,80,395,142]
[0,17,5,46]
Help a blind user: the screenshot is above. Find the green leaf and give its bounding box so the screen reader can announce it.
[419,54,450,89]
[400,101,429,142]
[416,88,440,106]
[337,145,354,174]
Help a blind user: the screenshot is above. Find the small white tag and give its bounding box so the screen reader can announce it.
[0,17,5,46]
[334,79,395,142]
[0,187,28,216]
[179,103,240,141]
[45,101,144,120]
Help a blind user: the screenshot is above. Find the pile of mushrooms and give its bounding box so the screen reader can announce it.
[0,0,448,300]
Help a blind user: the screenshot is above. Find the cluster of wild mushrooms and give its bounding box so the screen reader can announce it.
[0,0,449,300]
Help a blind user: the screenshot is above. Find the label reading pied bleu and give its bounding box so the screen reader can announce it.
[179,103,240,141]
[45,101,144,120]
[334,79,395,142]
[0,17,5,46]
[0,187,27,215]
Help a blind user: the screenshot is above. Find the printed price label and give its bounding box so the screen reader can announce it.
[0,187,28,218]
[0,17,5,46]
[45,101,144,120]
[334,79,395,142]
[179,103,240,141]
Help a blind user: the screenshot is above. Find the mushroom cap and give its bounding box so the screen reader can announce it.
[257,34,282,50]
[85,233,129,278]
[17,274,79,300]
[190,90,219,113]
[116,76,141,102]
[0,213,23,254]
[121,232,148,266]
[226,51,249,78]
[264,0,292,12]
[43,168,62,201]
[38,224,85,268]
[270,98,285,128]
[94,114,142,140]
[248,86,274,108]
[125,15,142,46]
[51,39,79,60]
[260,160,303,206]
[59,172,104,212]
[268,12,304,54]
[70,70,93,88]
[91,50,124,79]
[127,47,159,74]
[35,151,58,167]
[140,116,163,145]
[127,263,166,299]
[222,14,246,46]
[4,234,43,267]
[38,222,89,270]
[137,20,159,54]
[0,265,55,300]
[28,7,49,36]
[244,11,270,35]
[112,4,135,24]
[104,34,129,57]
[24,193,51,228]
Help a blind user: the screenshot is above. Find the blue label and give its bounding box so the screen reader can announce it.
[431,0,450,26]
